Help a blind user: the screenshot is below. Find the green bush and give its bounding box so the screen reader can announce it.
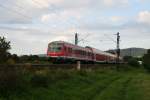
[0,65,26,97]
[143,64,150,72]
[143,49,150,71]
[123,56,132,62]
[128,59,140,67]
[143,57,150,71]
[6,58,15,65]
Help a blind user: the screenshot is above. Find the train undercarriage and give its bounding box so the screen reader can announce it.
[48,57,117,64]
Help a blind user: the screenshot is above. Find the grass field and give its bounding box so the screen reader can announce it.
[1,67,150,100]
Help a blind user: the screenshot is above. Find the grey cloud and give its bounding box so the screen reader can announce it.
[0,0,150,55]
[0,0,130,24]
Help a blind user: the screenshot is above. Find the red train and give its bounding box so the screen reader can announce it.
[47,41,119,63]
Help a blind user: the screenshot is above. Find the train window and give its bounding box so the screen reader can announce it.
[80,50,83,55]
[75,50,81,55]
[49,47,62,52]
[48,43,62,52]
[68,48,72,53]
[88,52,91,56]
[64,46,67,51]
[79,50,86,56]
[83,51,85,55]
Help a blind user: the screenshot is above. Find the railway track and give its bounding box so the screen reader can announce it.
[0,63,124,69]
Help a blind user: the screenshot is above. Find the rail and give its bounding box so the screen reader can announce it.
[0,63,126,70]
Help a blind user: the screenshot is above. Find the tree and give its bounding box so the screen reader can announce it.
[143,49,150,71]
[123,56,132,62]
[123,56,140,67]
[11,54,20,63]
[0,36,11,63]
[20,55,29,63]
[28,55,39,61]
[128,58,140,67]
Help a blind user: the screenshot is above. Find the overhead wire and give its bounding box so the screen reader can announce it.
[5,0,27,10]
[104,34,117,43]
[78,33,90,43]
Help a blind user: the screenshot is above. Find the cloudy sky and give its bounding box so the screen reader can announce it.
[0,0,150,55]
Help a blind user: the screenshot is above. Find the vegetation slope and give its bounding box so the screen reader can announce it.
[0,67,150,100]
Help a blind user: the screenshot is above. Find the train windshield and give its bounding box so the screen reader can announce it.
[48,43,62,52]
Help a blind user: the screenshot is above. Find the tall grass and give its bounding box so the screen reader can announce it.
[0,65,150,100]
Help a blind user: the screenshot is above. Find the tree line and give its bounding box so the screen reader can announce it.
[0,36,49,64]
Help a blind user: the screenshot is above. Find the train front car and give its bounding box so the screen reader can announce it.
[47,41,65,63]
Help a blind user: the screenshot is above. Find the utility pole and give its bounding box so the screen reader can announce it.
[75,33,80,70]
[116,32,120,69]
[75,33,78,45]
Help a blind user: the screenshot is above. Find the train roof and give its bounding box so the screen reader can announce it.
[49,41,65,44]
[49,41,92,51]
[91,47,117,57]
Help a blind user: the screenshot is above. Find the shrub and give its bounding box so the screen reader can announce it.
[6,58,15,65]
[11,54,20,63]
[143,50,150,71]
[123,56,132,62]
[144,64,150,72]
[0,65,26,97]
[128,58,140,67]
